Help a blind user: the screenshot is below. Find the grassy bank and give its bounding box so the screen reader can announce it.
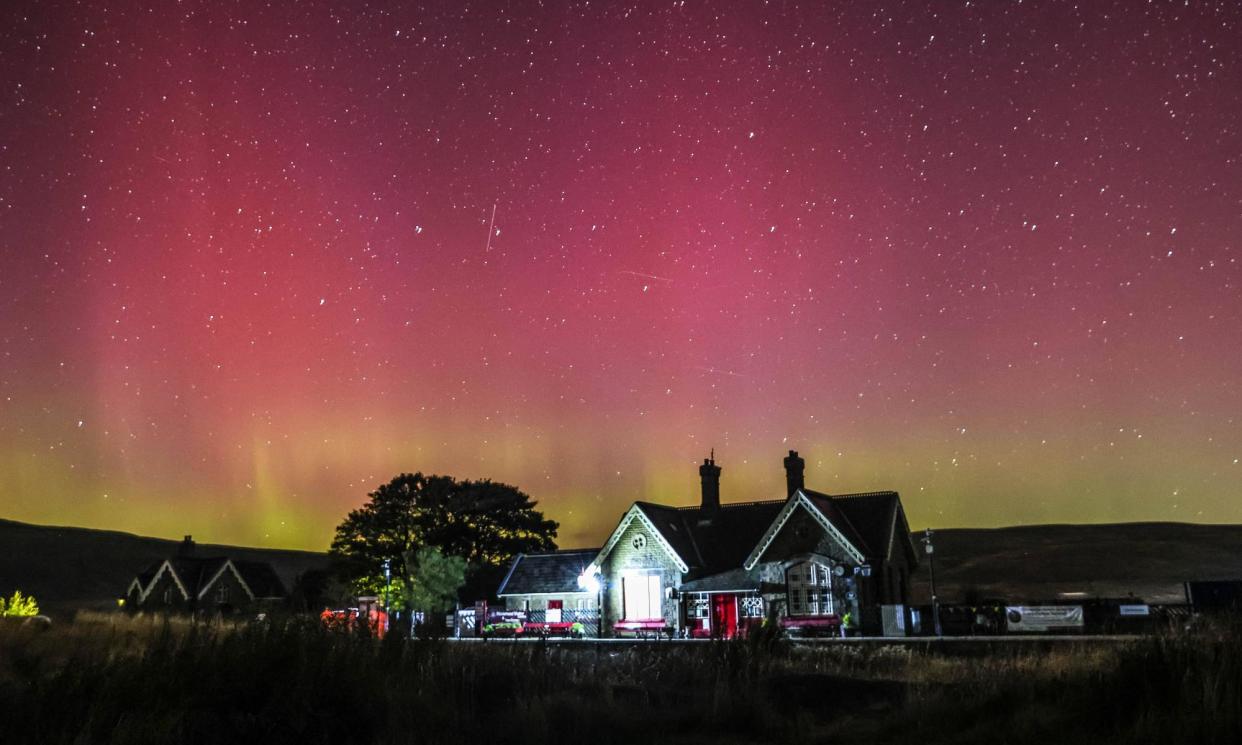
[0,613,1238,744]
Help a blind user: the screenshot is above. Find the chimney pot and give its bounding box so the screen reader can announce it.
[783,450,805,498]
[699,454,722,513]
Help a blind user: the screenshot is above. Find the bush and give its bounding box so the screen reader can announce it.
[0,590,39,617]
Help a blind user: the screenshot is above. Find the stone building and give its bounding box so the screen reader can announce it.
[499,450,919,638]
[495,548,600,633]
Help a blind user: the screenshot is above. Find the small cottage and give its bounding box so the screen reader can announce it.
[125,536,287,614]
[496,548,601,634]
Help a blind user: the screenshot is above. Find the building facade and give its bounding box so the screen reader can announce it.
[509,450,919,638]
[496,548,601,635]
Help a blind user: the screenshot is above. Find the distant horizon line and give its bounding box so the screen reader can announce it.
[5,513,1241,557]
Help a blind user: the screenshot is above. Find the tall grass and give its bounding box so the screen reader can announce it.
[0,613,1238,744]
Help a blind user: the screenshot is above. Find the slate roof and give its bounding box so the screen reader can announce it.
[170,557,231,597]
[634,499,786,580]
[804,490,918,564]
[616,489,916,587]
[497,549,600,596]
[134,561,163,590]
[679,567,766,593]
[133,556,287,601]
[233,560,287,598]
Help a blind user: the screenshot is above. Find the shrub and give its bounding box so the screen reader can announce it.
[0,590,39,617]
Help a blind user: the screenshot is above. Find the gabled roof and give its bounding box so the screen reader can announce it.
[592,504,692,573]
[135,561,162,591]
[591,499,786,580]
[810,490,919,565]
[232,560,286,599]
[133,555,287,604]
[497,549,600,596]
[634,500,786,579]
[743,491,869,570]
[170,557,231,597]
[137,559,190,602]
[590,484,916,585]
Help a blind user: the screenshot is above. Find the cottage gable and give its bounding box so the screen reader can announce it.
[827,491,920,566]
[125,537,287,613]
[744,491,867,570]
[591,504,689,574]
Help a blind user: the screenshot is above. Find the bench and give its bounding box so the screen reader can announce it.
[614,619,674,639]
[780,614,842,637]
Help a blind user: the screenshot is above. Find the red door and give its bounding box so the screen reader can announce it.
[711,594,738,639]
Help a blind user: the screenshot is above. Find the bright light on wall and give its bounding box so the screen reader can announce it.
[577,565,601,594]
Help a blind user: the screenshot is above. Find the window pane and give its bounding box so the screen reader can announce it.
[623,577,646,619]
[624,575,661,620]
[647,575,662,619]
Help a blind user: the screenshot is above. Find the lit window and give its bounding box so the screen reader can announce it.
[622,574,662,620]
[687,595,709,619]
[740,596,764,618]
[786,561,835,616]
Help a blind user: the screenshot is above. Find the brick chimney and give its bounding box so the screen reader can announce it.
[178,535,195,556]
[699,452,722,513]
[783,450,805,498]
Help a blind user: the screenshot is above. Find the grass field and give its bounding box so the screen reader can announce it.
[1,613,1238,744]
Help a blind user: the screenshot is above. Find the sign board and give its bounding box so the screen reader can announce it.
[1118,604,1150,617]
[1005,605,1084,632]
[880,604,907,637]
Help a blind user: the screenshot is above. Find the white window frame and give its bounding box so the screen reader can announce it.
[786,561,835,616]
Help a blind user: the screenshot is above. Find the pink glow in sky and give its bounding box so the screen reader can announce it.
[1,1,1240,550]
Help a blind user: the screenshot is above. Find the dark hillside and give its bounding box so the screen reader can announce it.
[910,522,1242,604]
[0,518,328,614]
[4,518,1240,614]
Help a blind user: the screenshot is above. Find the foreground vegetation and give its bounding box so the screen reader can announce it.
[0,613,1238,744]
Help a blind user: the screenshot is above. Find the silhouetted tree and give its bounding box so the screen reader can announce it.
[329,473,558,601]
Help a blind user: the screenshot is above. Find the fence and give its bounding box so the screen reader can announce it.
[454,608,602,637]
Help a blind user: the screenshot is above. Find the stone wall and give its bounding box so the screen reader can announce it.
[601,513,684,633]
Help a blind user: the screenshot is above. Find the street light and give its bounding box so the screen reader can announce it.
[922,529,942,636]
[577,565,603,638]
[383,558,392,634]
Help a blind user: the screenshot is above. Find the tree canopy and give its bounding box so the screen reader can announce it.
[329,473,558,600]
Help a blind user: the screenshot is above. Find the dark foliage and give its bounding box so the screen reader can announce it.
[329,473,558,600]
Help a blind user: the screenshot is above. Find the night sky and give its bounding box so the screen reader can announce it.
[1,1,1240,551]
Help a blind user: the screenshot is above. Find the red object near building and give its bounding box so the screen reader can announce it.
[320,605,389,638]
[711,594,738,639]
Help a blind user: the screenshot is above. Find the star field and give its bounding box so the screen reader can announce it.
[1,1,1240,550]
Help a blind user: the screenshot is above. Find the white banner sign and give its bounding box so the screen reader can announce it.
[1005,605,1084,632]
